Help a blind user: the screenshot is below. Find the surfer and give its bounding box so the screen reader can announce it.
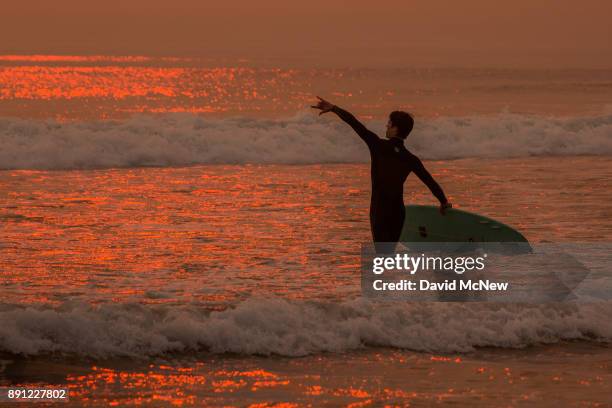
[312,96,451,251]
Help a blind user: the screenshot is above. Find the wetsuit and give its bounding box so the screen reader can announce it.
[332,106,448,249]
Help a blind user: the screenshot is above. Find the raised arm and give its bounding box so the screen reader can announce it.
[312,96,379,150]
[409,154,452,214]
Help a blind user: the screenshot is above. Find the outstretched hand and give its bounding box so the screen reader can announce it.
[311,96,334,115]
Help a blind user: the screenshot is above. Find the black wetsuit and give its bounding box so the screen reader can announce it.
[332,106,448,247]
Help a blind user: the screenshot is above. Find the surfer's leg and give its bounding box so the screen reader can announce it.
[372,204,405,253]
[389,207,405,243]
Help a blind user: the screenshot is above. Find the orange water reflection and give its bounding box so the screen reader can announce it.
[6,345,606,406]
[0,63,309,120]
[62,358,403,406]
[1,164,370,306]
[3,55,609,120]
[2,158,611,306]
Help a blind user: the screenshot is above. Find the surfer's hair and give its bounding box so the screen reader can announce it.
[389,111,414,139]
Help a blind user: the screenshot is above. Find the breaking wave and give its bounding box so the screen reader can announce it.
[1,112,612,170]
[0,298,610,358]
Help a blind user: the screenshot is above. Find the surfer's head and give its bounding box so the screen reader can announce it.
[387,111,414,139]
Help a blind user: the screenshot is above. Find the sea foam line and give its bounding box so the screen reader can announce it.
[1,112,611,170]
[0,298,609,358]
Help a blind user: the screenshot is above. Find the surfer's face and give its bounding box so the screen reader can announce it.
[386,120,398,139]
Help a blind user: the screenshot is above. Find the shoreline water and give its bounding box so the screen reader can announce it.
[2,342,610,406]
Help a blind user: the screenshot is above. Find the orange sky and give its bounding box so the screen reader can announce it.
[2,0,611,67]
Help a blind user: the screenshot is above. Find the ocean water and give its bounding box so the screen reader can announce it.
[1,56,611,406]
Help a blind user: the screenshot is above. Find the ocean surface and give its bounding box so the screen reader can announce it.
[0,56,611,406]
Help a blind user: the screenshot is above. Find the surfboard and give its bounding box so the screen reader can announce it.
[400,205,531,250]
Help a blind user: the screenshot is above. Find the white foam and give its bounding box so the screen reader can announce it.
[1,112,611,170]
[0,298,609,358]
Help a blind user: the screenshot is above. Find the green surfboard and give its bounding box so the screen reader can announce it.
[400,205,530,249]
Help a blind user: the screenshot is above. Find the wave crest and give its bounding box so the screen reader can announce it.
[0,298,610,358]
[1,112,612,170]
